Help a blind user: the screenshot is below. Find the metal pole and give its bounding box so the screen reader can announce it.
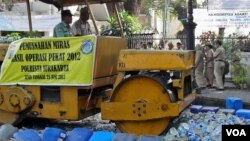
[165,0,168,38]
[167,0,170,38]
[184,0,196,50]
[113,3,124,37]
[26,0,33,37]
[162,0,167,38]
[84,0,99,35]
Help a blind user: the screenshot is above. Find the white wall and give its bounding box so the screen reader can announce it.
[11,1,57,15]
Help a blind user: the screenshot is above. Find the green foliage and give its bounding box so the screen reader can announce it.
[222,34,249,66]
[222,34,247,89]
[0,31,42,44]
[231,65,247,89]
[103,10,142,36]
[0,32,21,43]
[23,31,42,38]
[223,38,235,61]
[228,35,250,52]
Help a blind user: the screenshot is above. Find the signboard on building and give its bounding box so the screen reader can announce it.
[194,9,250,27]
[208,0,250,10]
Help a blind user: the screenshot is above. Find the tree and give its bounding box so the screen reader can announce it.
[3,0,14,11]
[102,10,142,36]
[141,0,200,23]
[141,0,201,46]
[106,2,124,16]
[106,0,142,16]
[124,0,142,15]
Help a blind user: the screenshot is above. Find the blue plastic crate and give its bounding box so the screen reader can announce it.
[137,135,164,141]
[66,128,93,141]
[89,131,115,141]
[13,129,41,141]
[42,127,66,141]
[200,106,219,113]
[190,105,203,113]
[226,97,243,111]
[112,133,137,141]
[236,109,250,119]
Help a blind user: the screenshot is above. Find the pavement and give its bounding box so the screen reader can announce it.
[194,77,250,108]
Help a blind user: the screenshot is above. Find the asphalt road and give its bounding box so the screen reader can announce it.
[194,79,250,108]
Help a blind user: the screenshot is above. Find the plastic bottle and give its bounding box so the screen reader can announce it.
[0,124,18,140]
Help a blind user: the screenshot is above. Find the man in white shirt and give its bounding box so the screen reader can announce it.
[72,7,92,36]
[176,42,183,50]
[213,40,225,90]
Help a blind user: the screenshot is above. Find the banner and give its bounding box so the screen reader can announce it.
[0,35,96,86]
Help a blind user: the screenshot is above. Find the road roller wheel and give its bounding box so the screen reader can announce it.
[0,110,20,125]
[111,75,176,135]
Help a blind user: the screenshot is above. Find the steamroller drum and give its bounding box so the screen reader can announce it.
[111,75,177,135]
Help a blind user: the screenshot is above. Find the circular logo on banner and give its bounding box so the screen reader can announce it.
[81,40,93,54]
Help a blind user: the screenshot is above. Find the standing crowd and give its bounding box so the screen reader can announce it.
[195,40,226,91]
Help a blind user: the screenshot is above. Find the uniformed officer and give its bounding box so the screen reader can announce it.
[204,43,214,88]
[213,40,225,90]
[53,10,73,37]
[195,44,207,88]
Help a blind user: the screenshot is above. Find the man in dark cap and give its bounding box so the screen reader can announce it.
[72,7,92,36]
[53,10,73,37]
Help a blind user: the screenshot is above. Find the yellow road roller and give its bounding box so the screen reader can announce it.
[0,0,196,136]
[101,50,196,135]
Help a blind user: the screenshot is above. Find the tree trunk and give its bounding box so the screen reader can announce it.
[106,2,124,16]
[124,0,141,15]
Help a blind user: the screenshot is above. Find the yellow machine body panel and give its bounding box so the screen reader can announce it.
[83,36,127,89]
[117,50,195,71]
[27,86,79,120]
[94,36,127,79]
[101,102,179,120]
